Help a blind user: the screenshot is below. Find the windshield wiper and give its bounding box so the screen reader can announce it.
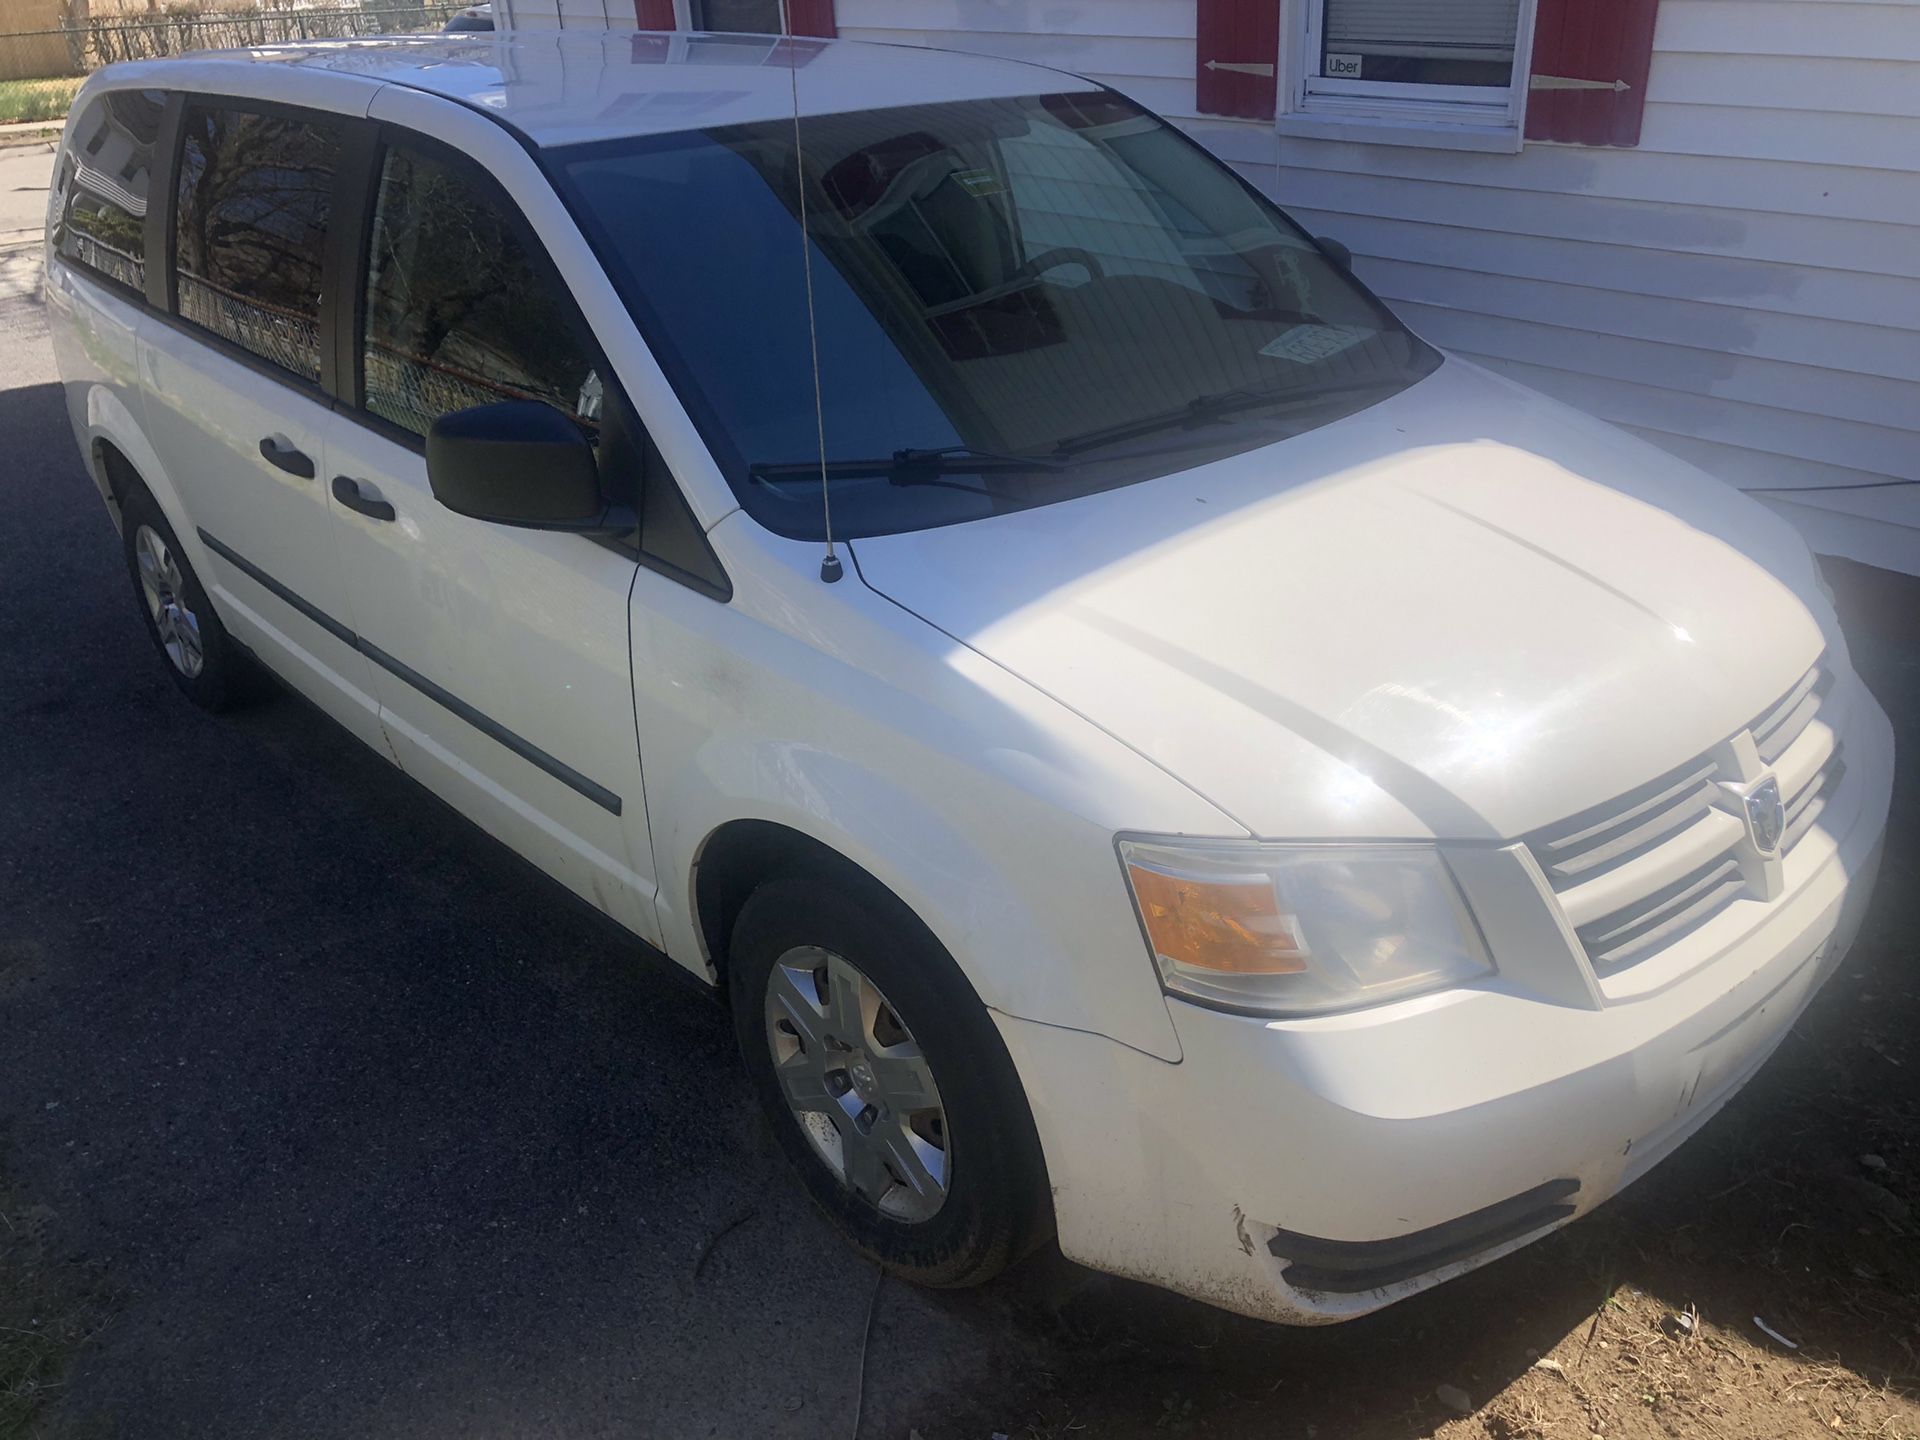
[749,444,1071,484]
[1050,375,1409,459]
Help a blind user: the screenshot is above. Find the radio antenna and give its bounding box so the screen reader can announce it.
[778,0,841,582]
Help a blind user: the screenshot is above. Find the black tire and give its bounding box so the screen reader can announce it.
[120,487,253,712]
[730,872,1052,1287]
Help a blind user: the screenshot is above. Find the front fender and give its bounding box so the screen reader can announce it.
[668,737,1182,1067]
[674,733,1187,1058]
[632,520,1244,1063]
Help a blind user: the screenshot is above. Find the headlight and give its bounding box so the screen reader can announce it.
[1118,838,1492,1016]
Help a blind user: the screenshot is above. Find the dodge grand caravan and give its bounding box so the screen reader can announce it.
[47,30,1892,1324]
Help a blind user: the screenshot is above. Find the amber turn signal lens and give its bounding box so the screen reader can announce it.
[1125,862,1309,975]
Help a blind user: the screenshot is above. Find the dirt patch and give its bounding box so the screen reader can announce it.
[0,1177,114,1439]
[1470,1284,1915,1440]
[1002,961,1918,1439]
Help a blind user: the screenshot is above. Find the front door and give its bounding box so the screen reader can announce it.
[320,134,660,944]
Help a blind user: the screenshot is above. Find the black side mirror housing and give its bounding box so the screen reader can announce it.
[1316,235,1354,270]
[426,401,630,532]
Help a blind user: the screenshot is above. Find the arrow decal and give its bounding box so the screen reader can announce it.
[1204,59,1276,76]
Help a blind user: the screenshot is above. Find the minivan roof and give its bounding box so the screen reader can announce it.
[94,30,1101,148]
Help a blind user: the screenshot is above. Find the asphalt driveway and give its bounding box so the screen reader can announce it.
[4,138,1917,1439]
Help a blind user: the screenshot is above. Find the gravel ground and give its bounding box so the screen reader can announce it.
[3,139,1916,1439]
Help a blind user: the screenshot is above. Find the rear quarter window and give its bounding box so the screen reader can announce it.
[51,88,165,294]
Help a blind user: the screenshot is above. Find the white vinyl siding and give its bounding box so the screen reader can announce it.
[838,0,1920,575]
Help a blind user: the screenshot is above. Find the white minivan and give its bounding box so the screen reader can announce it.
[47,30,1892,1325]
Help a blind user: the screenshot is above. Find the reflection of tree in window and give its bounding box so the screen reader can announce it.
[362,147,600,438]
[173,108,339,382]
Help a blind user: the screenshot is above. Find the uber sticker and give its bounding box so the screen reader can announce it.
[1259,324,1373,364]
[1324,52,1363,77]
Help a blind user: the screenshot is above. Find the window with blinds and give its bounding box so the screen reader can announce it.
[1319,0,1521,87]
[690,0,781,31]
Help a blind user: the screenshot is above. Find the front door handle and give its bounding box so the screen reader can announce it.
[258,436,315,478]
[331,474,396,523]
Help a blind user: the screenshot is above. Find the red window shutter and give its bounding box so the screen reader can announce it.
[1525,0,1660,146]
[785,0,835,36]
[633,0,673,27]
[1195,0,1279,120]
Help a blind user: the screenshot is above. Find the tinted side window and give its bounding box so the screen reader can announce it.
[174,105,341,383]
[362,145,600,439]
[53,88,165,293]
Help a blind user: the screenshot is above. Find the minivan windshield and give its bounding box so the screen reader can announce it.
[554,91,1438,540]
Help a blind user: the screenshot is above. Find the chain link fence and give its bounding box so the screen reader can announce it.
[63,228,141,286]
[365,342,602,438]
[177,272,324,379]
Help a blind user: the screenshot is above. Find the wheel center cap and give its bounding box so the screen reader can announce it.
[849,1060,876,1098]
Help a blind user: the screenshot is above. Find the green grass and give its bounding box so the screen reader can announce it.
[0,75,82,127]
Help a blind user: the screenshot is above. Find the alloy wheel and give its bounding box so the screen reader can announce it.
[134,524,204,679]
[763,945,950,1223]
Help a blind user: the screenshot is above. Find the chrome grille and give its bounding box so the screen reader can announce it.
[1527,663,1844,975]
[1529,756,1722,887]
[1577,855,1747,970]
[1752,666,1822,764]
[1784,756,1845,852]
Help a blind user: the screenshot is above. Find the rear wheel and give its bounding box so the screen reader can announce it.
[121,489,252,711]
[730,874,1051,1286]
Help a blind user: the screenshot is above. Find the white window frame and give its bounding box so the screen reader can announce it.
[1277,0,1539,152]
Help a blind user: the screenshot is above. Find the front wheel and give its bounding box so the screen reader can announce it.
[729,874,1052,1287]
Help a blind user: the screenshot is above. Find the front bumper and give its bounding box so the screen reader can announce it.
[997,685,1893,1325]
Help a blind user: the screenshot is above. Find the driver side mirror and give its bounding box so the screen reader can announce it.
[426,401,632,532]
[1315,236,1354,270]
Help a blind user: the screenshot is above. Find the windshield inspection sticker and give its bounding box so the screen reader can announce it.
[1260,324,1373,365]
[952,168,1006,197]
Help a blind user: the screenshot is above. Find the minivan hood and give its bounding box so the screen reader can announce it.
[849,360,1830,840]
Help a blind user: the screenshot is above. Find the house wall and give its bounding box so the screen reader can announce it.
[836,0,1920,575]
[0,0,81,80]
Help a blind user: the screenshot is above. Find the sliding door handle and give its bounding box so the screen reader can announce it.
[258,436,315,478]
[331,474,396,523]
